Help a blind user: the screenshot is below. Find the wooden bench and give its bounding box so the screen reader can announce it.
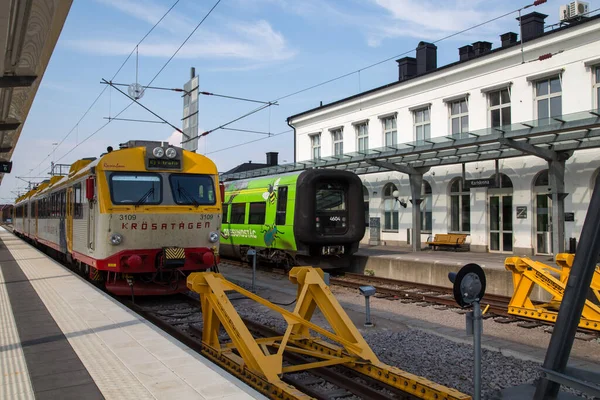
[426,234,468,251]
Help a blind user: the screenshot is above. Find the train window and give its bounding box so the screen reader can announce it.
[169,174,216,206]
[74,184,83,219]
[230,203,246,224]
[110,173,162,205]
[60,191,66,218]
[248,202,266,225]
[222,204,229,223]
[276,186,288,225]
[316,183,346,211]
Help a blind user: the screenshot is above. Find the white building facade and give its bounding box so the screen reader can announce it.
[289,12,600,256]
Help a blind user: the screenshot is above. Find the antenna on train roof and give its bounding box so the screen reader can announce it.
[107,146,113,153]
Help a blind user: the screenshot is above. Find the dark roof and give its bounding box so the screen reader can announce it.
[222,162,270,175]
[287,14,600,121]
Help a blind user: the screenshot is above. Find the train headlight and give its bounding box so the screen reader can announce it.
[110,233,123,245]
[209,231,219,243]
[152,147,165,158]
[165,147,177,159]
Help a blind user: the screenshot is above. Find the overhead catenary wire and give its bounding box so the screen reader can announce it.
[27,0,182,177]
[52,0,222,166]
[181,0,549,149]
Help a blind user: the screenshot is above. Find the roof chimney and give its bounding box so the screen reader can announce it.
[416,42,437,75]
[472,41,492,56]
[518,12,547,42]
[458,45,474,61]
[500,32,518,47]
[266,152,278,166]
[396,57,417,81]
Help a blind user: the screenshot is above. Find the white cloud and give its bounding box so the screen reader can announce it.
[65,19,295,63]
[166,130,182,146]
[85,0,296,65]
[367,0,512,46]
[94,0,195,33]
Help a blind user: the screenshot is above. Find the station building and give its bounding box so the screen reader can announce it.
[287,11,600,256]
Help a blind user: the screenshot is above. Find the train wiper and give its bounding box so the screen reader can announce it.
[177,184,199,207]
[135,187,155,207]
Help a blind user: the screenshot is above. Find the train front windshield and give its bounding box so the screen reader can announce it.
[315,182,348,234]
[169,174,216,205]
[110,173,162,205]
[316,185,346,211]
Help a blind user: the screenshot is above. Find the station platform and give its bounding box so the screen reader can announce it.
[0,228,265,400]
[352,244,557,301]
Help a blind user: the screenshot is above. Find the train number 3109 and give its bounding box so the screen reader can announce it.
[119,215,137,221]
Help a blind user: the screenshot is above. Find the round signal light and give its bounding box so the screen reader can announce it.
[127,255,143,268]
[152,147,165,158]
[165,147,177,159]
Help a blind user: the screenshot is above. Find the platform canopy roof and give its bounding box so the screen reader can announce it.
[0,0,72,186]
[221,109,600,180]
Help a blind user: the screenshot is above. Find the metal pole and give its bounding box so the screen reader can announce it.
[252,253,256,293]
[534,174,600,399]
[473,300,482,400]
[365,296,372,326]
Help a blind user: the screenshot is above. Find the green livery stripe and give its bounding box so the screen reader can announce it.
[222,172,300,251]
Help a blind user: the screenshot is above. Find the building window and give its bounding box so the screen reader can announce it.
[489,88,511,128]
[311,134,321,160]
[421,181,432,233]
[450,178,470,233]
[383,116,397,147]
[536,76,561,120]
[356,124,368,152]
[383,183,399,231]
[450,99,468,135]
[414,108,431,142]
[331,129,343,156]
[594,67,600,109]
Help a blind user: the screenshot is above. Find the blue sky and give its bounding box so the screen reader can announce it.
[3,0,570,200]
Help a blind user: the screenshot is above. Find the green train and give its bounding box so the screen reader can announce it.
[220,169,365,269]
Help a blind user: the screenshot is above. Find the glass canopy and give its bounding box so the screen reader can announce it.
[221,109,600,181]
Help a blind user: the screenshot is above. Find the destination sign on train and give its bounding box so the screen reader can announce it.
[147,158,181,169]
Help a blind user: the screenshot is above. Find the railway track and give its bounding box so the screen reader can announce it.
[330,273,511,317]
[125,293,424,400]
[220,258,600,339]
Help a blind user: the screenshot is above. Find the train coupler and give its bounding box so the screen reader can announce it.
[187,266,470,400]
[505,254,600,332]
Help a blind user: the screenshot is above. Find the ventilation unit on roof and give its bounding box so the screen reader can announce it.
[560,1,589,21]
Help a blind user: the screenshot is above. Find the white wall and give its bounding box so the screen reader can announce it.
[291,19,600,254]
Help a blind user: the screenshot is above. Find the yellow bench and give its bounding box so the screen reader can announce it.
[426,234,467,251]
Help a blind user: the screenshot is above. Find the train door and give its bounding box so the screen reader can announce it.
[66,187,74,253]
[35,200,39,238]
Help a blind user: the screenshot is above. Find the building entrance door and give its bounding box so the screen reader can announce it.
[488,173,514,253]
[534,170,552,255]
[489,194,513,252]
[535,193,552,255]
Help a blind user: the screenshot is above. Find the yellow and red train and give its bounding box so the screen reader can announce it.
[13,140,223,295]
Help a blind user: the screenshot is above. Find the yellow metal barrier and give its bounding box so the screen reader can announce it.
[187,266,471,400]
[505,255,600,332]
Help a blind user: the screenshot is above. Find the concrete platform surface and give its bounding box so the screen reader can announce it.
[352,244,558,300]
[0,228,265,400]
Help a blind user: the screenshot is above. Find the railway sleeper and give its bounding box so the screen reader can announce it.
[187,266,471,400]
